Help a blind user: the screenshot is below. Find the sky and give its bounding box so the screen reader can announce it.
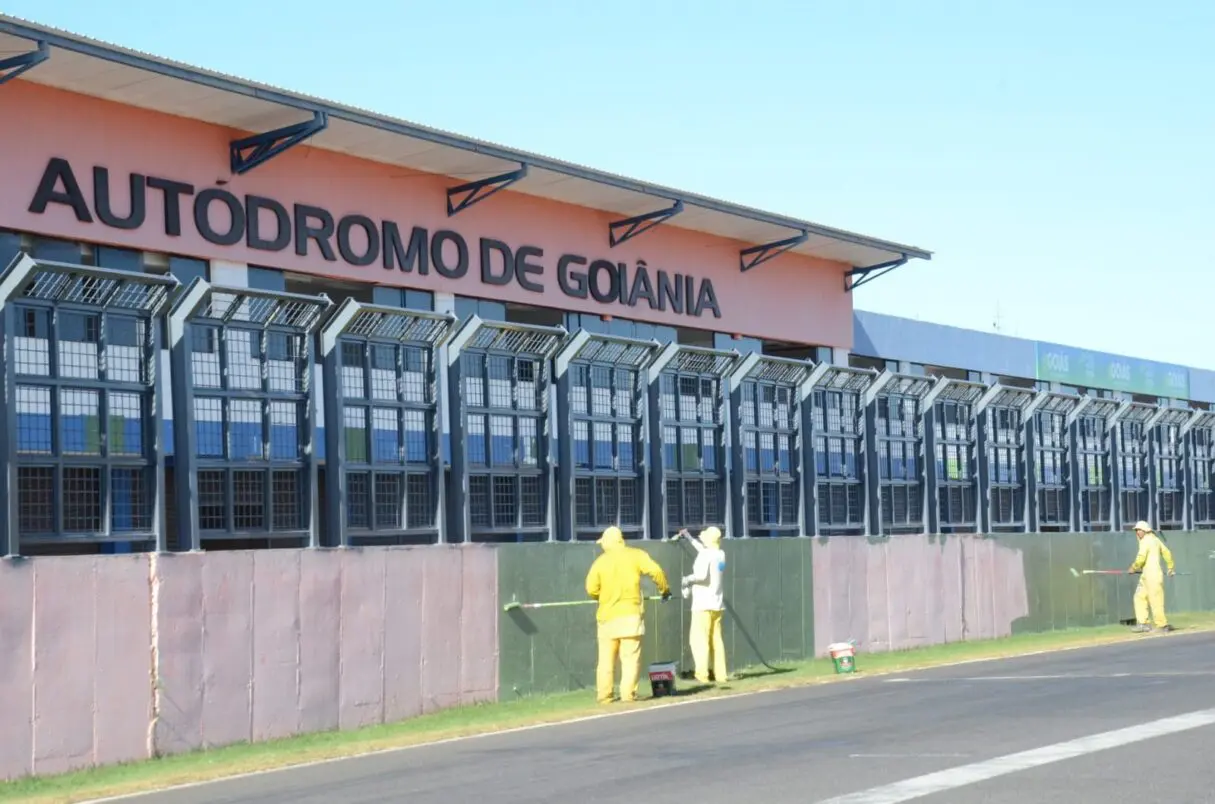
[7,0,1215,368]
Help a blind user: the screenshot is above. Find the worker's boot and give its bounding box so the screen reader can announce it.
[1156,624,1175,633]
[1130,623,1152,633]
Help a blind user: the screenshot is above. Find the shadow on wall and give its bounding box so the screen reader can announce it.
[0,546,499,782]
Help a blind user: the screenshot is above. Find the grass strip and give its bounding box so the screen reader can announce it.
[5,612,1215,804]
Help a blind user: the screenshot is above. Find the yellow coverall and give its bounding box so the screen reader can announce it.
[1129,529,1175,629]
[585,527,670,704]
[681,527,728,685]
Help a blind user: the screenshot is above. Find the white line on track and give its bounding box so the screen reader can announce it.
[80,628,1215,803]
[848,754,970,759]
[883,670,1215,683]
[817,707,1215,804]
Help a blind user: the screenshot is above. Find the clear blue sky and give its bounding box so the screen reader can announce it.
[10,1,1215,367]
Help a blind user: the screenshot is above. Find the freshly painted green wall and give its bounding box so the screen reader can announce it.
[496,539,815,699]
[497,532,1215,700]
[993,531,1215,634]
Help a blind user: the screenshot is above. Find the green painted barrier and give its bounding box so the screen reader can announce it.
[496,539,815,699]
[495,531,1215,700]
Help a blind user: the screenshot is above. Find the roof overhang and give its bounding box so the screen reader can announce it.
[0,15,931,289]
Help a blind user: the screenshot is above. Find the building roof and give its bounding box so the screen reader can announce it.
[0,15,931,285]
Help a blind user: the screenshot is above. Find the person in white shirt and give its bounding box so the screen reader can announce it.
[679,526,728,685]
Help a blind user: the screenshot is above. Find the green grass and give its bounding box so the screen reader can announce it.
[6,612,1215,804]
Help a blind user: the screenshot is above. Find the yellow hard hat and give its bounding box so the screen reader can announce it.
[1133,520,1152,533]
[699,526,723,547]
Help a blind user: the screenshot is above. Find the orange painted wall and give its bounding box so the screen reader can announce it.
[0,80,854,348]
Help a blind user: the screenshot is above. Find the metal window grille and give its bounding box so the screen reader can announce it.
[168,280,330,549]
[1114,403,1154,529]
[925,380,985,534]
[1029,394,1077,532]
[867,373,934,535]
[0,253,177,555]
[320,300,455,546]
[731,355,811,538]
[807,365,874,536]
[1186,412,1215,529]
[649,345,739,539]
[1150,408,1190,531]
[448,317,566,543]
[977,386,1035,533]
[555,332,658,541]
[1074,399,1118,532]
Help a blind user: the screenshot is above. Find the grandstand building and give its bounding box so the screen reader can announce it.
[2,15,1212,558]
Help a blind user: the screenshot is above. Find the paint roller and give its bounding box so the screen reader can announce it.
[502,594,666,613]
[1068,567,1192,578]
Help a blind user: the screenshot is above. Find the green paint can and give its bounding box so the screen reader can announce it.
[828,642,856,674]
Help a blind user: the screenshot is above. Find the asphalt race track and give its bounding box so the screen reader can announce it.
[104,632,1215,804]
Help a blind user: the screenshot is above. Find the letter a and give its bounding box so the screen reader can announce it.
[28,158,94,223]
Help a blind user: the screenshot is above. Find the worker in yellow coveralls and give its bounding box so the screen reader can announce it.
[1128,520,1176,633]
[585,527,671,704]
[679,526,729,685]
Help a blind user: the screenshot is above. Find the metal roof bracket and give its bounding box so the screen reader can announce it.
[608,200,684,247]
[845,255,908,292]
[0,39,48,86]
[0,38,47,86]
[230,110,329,175]
[447,164,528,216]
[739,231,808,273]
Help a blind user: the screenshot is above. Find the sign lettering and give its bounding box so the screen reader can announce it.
[28,157,723,319]
[1034,342,1190,399]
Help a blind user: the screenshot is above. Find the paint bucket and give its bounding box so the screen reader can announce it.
[828,642,856,674]
[648,661,678,697]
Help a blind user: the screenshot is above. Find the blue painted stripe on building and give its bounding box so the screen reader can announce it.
[853,310,1037,377]
[1190,370,1215,404]
[856,311,1212,401]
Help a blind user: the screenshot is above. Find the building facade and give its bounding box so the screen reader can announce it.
[2,16,1213,558]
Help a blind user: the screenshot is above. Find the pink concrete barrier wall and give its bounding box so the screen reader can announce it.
[812,534,1030,656]
[0,555,153,781]
[0,545,499,782]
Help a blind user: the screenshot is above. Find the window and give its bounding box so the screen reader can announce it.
[931,390,980,534]
[810,370,870,535]
[1115,405,1153,528]
[1076,401,1117,532]
[656,349,735,537]
[563,336,655,540]
[738,358,808,537]
[1154,413,1186,530]
[982,388,1034,533]
[3,258,175,554]
[1032,396,1073,531]
[173,286,328,549]
[327,305,451,545]
[452,321,564,542]
[873,376,933,534]
[1191,415,1215,529]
